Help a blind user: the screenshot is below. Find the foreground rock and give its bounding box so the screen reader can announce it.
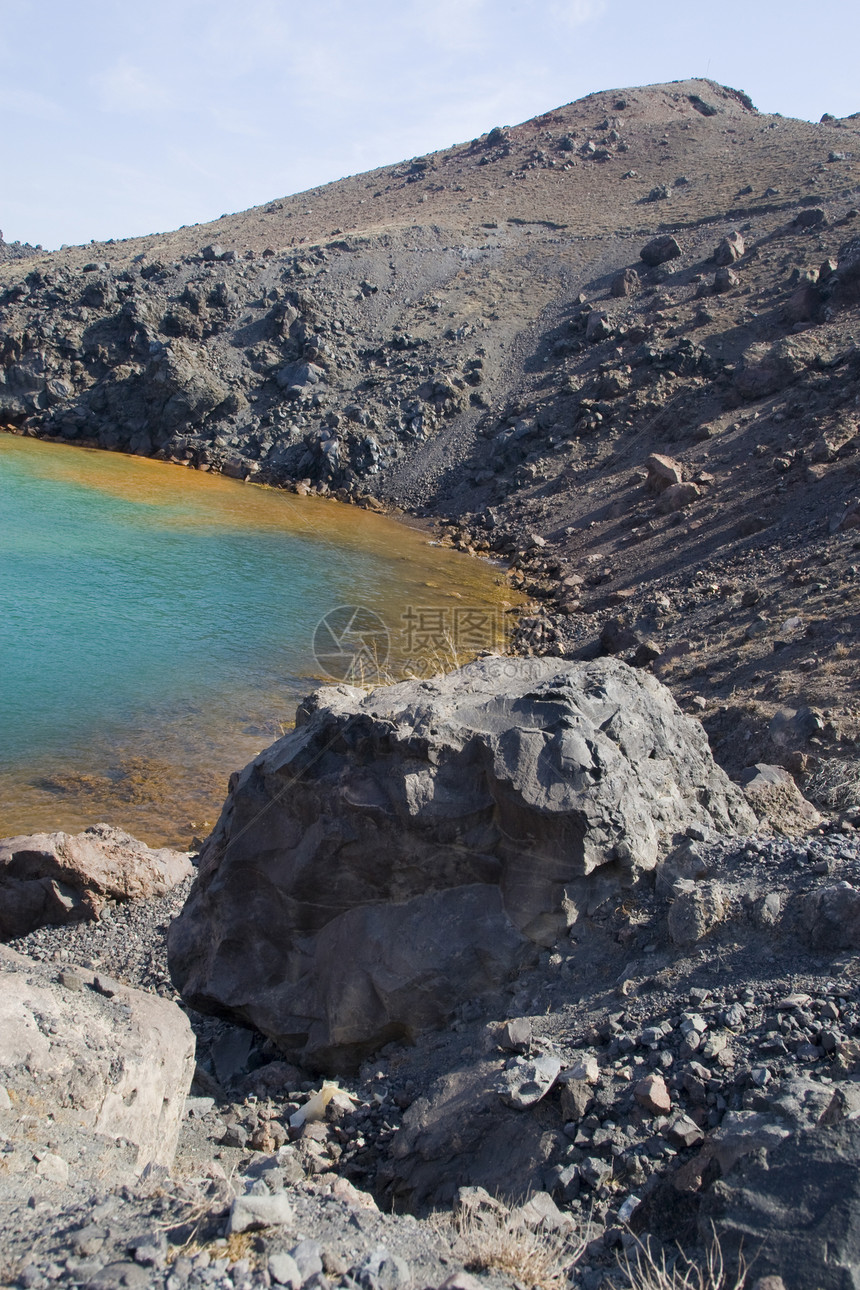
[701,1121,860,1290]
[0,944,195,1189]
[0,823,193,939]
[169,656,755,1070]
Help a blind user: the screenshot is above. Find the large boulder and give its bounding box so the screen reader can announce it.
[700,1120,860,1290]
[0,945,195,1188]
[0,823,192,940]
[168,658,755,1071]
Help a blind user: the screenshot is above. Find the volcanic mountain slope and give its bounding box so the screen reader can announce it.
[1,76,859,795]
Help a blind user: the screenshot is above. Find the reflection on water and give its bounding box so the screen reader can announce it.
[0,436,518,846]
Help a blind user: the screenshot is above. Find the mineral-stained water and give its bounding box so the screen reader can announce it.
[0,436,514,845]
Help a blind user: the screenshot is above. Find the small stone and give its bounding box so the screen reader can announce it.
[561,1080,593,1122]
[437,1275,484,1290]
[72,1226,107,1257]
[227,1192,293,1234]
[268,1253,302,1288]
[618,1195,641,1223]
[635,1073,672,1115]
[580,1156,613,1188]
[36,1153,69,1185]
[666,1114,704,1149]
[85,1264,151,1289]
[611,268,640,298]
[290,1240,323,1282]
[359,1248,410,1290]
[499,1018,532,1051]
[714,266,739,293]
[586,311,613,343]
[668,883,725,946]
[221,1124,248,1149]
[703,1032,729,1060]
[498,1054,561,1109]
[516,1190,571,1231]
[129,1232,167,1268]
[563,1055,600,1083]
[714,232,745,264]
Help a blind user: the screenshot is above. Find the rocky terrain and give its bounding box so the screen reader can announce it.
[2,75,860,1290]
[1,77,858,801]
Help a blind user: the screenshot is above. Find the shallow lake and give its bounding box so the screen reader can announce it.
[0,436,516,845]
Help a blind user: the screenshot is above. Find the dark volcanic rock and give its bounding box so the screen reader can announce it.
[168,657,755,1070]
[700,1121,860,1290]
[640,235,682,267]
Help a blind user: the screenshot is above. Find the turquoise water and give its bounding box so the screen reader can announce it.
[0,437,512,844]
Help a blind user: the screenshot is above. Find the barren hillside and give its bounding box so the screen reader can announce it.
[2,76,859,796]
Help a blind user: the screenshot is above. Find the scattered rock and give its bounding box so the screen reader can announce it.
[667,881,726,946]
[634,1072,671,1115]
[714,232,745,264]
[0,824,192,940]
[640,235,682,267]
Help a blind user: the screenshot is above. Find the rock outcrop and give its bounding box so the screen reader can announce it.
[0,944,195,1186]
[168,657,755,1070]
[0,823,193,940]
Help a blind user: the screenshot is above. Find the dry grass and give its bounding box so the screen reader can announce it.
[439,1199,587,1290]
[619,1237,747,1290]
[805,756,860,810]
[170,1231,257,1267]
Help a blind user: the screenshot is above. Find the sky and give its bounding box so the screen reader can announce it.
[1,0,858,251]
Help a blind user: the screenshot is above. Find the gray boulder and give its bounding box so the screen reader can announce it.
[701,1121,860,1290]
[168,658,755,1070]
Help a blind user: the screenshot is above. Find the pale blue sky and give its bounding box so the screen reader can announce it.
[2,0,858,250]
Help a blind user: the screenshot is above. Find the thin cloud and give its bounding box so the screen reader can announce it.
[548,0,608,28]
[92,60,175,116]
